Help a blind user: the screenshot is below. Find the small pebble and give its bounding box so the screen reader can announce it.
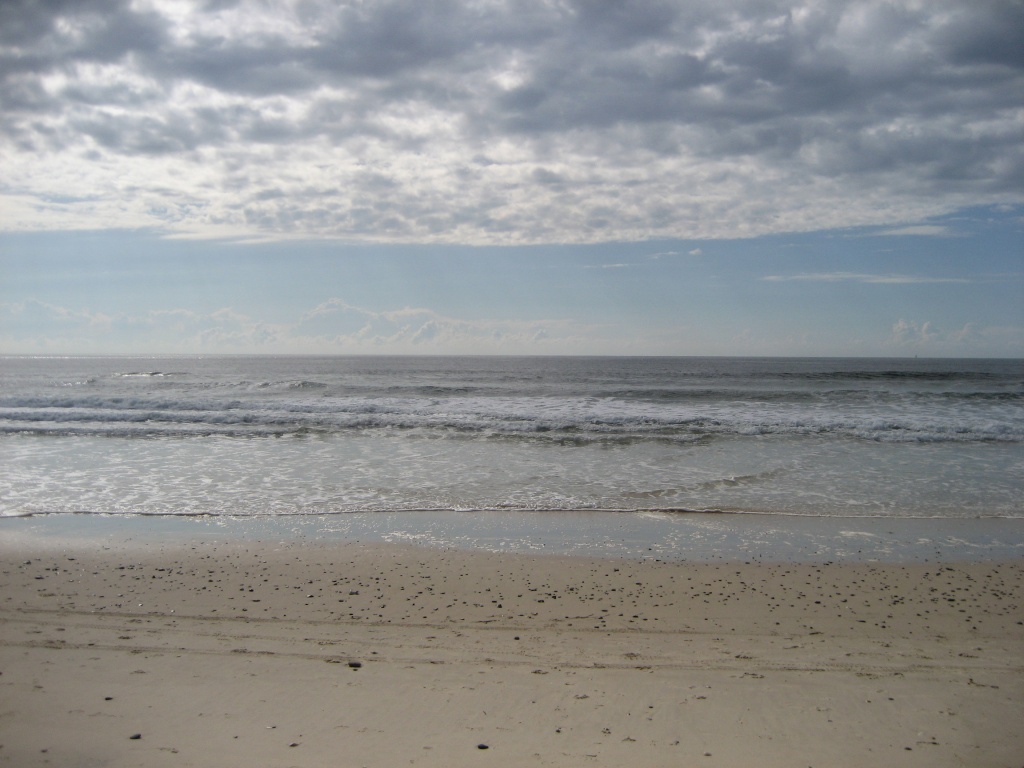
[348,661,362,668]
[477,743,489,749]
[129,734,141,740]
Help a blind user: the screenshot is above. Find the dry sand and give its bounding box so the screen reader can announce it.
[1,534,1021,767]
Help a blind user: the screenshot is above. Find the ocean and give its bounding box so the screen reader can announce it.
[2,355,1022,560]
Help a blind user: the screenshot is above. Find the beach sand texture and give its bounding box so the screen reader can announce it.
[1,537,1021,767]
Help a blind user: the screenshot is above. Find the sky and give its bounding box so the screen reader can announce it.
[1,0,1022,357]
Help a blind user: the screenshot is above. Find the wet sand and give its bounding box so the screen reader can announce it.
[1,535,1021,767]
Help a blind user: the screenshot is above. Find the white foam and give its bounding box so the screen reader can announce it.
[1,355,1020,519]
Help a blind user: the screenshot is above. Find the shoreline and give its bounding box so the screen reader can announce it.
[1,532,1022,767]
[3,510,1023,563]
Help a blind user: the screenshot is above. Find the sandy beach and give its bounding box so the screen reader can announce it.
[1,533,1021,767]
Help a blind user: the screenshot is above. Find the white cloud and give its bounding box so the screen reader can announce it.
[646,249,703,259]
[890,319,941,345]
[873,225,956,237]
[0,0,1021,244]
[292,300,604,353]
[0,299,286,352]
[0,297,615,355]
[3,297,1023,357]
[761,272,972,284]
[887,318,1024,353]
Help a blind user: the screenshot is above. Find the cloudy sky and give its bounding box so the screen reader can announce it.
[1,0,1022,356]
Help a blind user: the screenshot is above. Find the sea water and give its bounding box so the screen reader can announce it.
[1,356,1022,559]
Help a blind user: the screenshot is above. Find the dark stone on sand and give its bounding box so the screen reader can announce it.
[104,696,113,701]
[477,743,489,749]
[129,734,141,740]
[348,661,362,668]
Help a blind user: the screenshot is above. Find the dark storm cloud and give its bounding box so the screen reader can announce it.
[940,0,1024,68]
[1,0,1021,242]
[0,0,166,74]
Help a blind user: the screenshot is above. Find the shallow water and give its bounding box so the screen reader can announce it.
[2,355,1021,521]
[5,511,1022,563]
